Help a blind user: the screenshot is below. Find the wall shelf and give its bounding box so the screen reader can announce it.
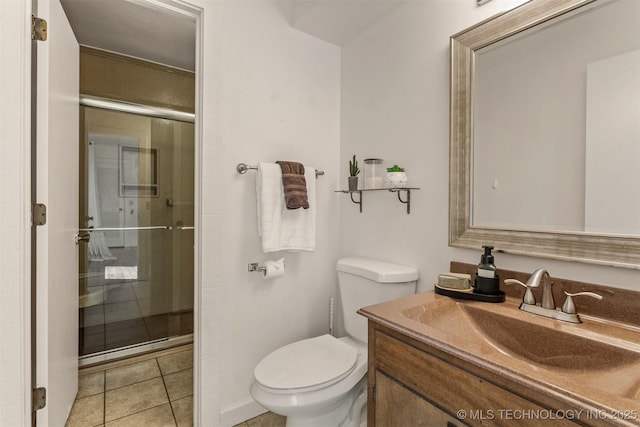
[335,188,420,214]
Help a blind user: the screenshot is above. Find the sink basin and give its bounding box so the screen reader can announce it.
[462,304,640,370]
[402,297,640,399]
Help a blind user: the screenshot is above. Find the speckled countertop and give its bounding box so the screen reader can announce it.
[359,290,640,426]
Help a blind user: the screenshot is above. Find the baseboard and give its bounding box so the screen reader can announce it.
[220,400,268,427]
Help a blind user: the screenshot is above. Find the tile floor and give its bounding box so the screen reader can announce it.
[233,412,286,427]
[66,345,193,426]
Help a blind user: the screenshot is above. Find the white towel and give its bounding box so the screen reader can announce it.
[256,162,316,253]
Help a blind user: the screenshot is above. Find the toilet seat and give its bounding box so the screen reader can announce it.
[254,334,358,393]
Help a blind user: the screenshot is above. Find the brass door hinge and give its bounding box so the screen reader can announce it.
[32,387,46,411]
[33,203,47,226]
[32,16,47,41]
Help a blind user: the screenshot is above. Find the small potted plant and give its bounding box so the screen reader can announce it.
[348,155,360,191]
[386,164,408,187]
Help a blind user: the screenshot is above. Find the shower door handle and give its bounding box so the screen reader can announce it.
[74,232,91,245]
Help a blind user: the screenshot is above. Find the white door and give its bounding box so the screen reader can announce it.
[35,0,80,424]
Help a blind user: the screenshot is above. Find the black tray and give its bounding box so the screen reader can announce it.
[435,286,505,303]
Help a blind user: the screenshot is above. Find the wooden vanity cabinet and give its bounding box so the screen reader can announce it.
[367,321,580,427]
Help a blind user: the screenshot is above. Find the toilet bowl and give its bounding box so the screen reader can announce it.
[250,258,419,427]
[250,335,368,427]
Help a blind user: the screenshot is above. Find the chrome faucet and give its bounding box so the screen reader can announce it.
[505,269,602,323]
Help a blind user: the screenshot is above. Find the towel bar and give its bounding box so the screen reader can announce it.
[236,162,324,178]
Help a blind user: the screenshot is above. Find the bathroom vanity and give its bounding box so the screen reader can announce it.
[358,266,640,427]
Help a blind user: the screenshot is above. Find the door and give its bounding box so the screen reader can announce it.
[78,106,194,358]
[35,0,80,424]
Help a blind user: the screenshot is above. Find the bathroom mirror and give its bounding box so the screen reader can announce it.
[449,0,640,267]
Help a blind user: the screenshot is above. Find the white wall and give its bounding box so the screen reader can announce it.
[340,0,640,296]
[196,0,341,424]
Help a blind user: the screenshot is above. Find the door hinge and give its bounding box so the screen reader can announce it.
[32,387,46,411]
[32,16,47,41]
[33,203,47,226]
[372,384,376,404]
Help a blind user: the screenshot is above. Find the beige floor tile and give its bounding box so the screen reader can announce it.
[163,368,193,401]
[105,403,175,427]
[105,377,168,422]
[65,394,104,427]
[77,371,105,398]
[157,349,193,375]
[171,395,193,427]
[105,358,161,391]
[245,412,286,427]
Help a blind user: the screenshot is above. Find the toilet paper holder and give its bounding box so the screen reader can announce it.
[248,262,266,273]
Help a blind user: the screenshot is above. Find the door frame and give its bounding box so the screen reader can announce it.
[20,0,204,425]
[0,0,33,425]
[0,0,204,424]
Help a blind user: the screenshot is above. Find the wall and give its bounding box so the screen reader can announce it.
[339,0,640,299]
[195,0,341,424]
[80,46,195,113]
[0,0,338,424]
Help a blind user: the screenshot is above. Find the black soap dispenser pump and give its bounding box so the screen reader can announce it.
[474,245,500,295]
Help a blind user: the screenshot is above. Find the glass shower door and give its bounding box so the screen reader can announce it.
[78,106,194,359]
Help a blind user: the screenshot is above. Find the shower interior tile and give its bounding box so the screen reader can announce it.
[104,300,142,323]
[104,283,137,303]
[132,281,151,315]
[80,305,105,328]
[79,324,106,356]
[180,311,194,334]
[105,318,149,350]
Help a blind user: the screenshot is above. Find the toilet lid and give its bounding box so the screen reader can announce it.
[255,334,358,391]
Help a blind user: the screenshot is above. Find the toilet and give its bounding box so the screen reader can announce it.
[250,257,419,427]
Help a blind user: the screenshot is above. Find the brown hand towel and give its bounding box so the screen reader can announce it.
[276,161,309,210]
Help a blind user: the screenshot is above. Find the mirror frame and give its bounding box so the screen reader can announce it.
[449,0,640,268]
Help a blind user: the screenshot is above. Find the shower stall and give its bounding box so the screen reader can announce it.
[78,102,194,363]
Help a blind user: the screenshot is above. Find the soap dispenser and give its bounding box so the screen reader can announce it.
[474,245,500,295]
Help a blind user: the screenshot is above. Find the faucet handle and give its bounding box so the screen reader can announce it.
[504,278,536,305]
[561,291,603,314]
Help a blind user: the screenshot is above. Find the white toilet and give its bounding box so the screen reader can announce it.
[250,257,419,427]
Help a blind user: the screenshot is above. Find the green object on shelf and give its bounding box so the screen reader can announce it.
[387,164,405,172]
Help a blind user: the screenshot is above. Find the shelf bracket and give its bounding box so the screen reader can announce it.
[391,189,411,214]
[349,191,363,213]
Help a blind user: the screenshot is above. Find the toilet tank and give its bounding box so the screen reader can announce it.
[337,257,418,344]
